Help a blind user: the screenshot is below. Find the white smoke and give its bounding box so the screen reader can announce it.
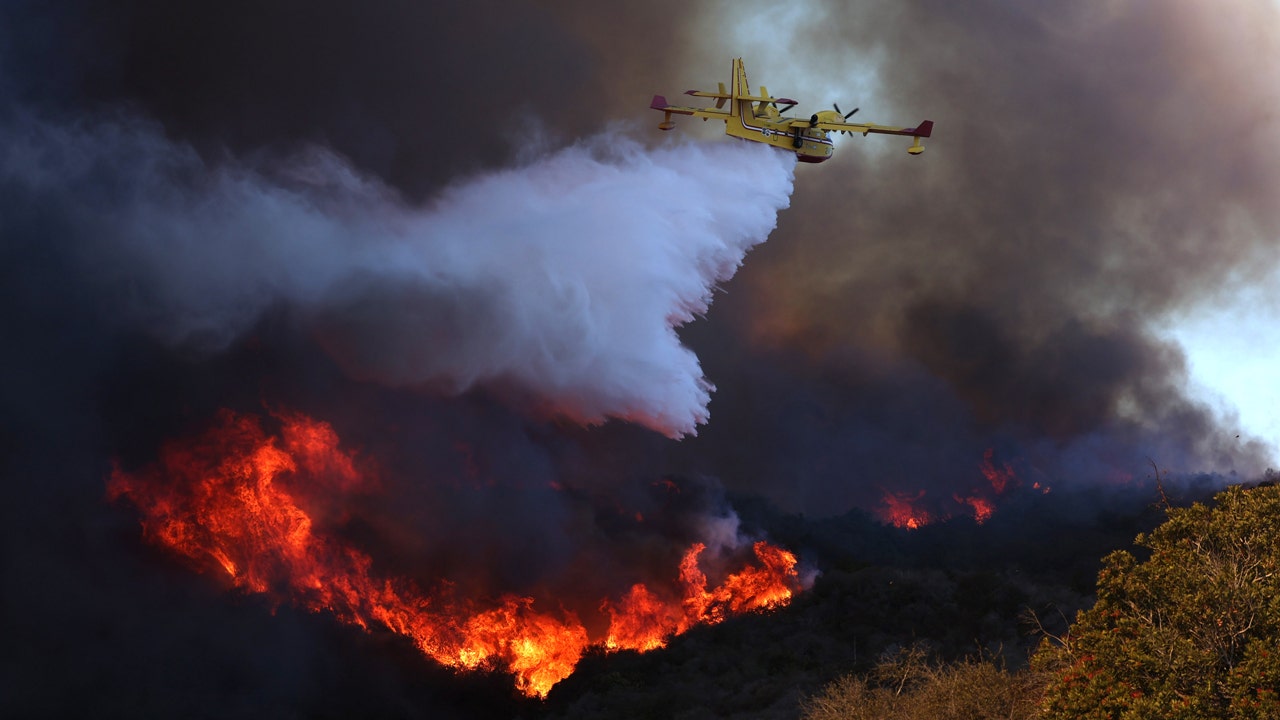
[1,112,795,437]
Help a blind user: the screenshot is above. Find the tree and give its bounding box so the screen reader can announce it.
[1035,483,1280,719]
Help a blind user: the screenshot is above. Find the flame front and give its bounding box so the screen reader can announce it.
[603,541,798,652]
[108,409,803,697]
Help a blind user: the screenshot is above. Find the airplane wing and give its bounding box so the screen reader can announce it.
[791,117,934,139]
[651,95,731,120]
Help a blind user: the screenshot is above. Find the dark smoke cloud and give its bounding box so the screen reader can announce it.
[672,0,1280,514]
[2,0,699,199]
[3,0,598,198]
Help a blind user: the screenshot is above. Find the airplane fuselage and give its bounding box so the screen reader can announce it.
[725,104,834,164]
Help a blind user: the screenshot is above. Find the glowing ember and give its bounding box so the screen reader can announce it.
[880,449,1021,529]
[880,488,1000,529]
[880,490,932,529]
[980,448,1016,494]
[954,494,995,525]
[108,409,803,697]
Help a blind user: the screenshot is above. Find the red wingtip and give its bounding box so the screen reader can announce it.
[650,94,669,110]
[913,120,934,138]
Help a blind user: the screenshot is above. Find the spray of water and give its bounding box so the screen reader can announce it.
[1,113,796,437]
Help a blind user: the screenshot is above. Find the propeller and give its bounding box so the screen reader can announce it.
[834,102,859,119]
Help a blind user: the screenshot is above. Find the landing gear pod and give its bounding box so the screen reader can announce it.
[651,98,678,130]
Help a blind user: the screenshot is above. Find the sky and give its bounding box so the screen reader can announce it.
[1165,272,1280,451]
[3,0,1280,713]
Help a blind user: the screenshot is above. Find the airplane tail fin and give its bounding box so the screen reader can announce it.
[907,121,933,154]
[732,58,749,99]
[731,58,750,118]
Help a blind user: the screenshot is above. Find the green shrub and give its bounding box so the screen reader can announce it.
[1035,484,1280,720]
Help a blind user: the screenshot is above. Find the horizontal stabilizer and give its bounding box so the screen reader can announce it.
[738,95,797,104]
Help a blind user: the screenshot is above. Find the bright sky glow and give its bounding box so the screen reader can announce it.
[1162,270,1280,464]
[718,0,886,131]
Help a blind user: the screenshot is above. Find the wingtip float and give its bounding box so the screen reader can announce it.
[651,58,933,163]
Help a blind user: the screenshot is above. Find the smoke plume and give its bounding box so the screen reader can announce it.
[2,111,793,437]
[671,0,1280,516]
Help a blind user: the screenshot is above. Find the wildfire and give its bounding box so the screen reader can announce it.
[878,449,1020,529]
[880,490,932,529]
[602,541,798,652]
[107,409,802,698]
[954,494,995,525]
[980,448,1016,494]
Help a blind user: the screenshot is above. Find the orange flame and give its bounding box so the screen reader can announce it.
[879,490,932,529]
[602,541,798,652]
[877,451,1025,529]
[954,494,995,525]
[980,448,1016,494]
[108,409,802,697]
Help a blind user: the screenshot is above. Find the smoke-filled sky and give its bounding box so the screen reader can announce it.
[688,0,1280,510]
[4,0,1280,713]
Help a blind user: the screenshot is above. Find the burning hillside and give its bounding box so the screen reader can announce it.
[108,409,803,697]
[7,2,1280,716]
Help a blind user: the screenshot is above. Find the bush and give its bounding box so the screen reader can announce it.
[802,644,1045,720]
[1034,484,1280,720]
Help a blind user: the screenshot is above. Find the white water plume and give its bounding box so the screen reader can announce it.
[1,114,795,436]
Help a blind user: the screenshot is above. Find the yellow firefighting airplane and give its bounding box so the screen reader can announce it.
[651,58,933,163]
